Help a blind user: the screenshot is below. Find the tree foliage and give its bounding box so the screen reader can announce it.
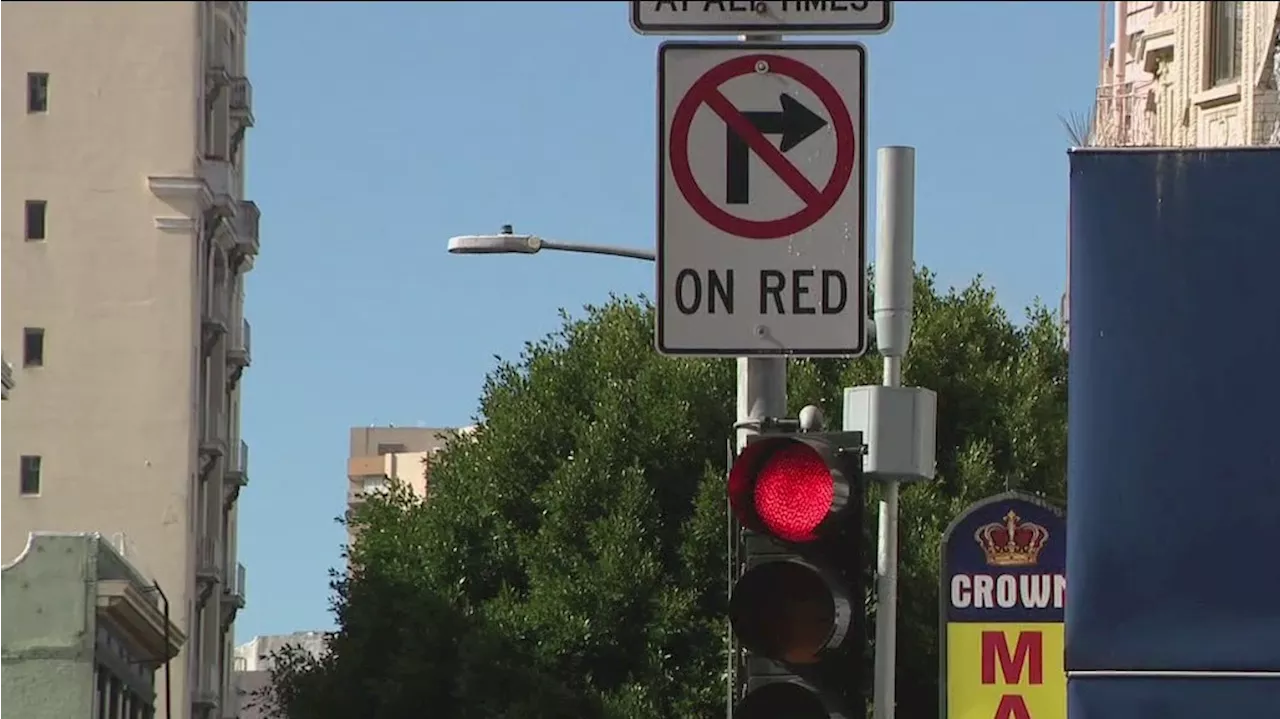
[263,269,1067,719]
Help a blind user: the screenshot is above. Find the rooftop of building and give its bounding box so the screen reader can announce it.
[348,424,478,457]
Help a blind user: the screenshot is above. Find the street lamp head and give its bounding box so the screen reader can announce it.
[446,233,542,256]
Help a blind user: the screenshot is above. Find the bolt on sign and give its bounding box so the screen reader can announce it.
[940,492,1067,719]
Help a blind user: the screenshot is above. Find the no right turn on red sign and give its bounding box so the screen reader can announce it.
[656,42,867,357]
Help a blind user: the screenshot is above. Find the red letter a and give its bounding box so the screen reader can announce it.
[992,694,1031,719]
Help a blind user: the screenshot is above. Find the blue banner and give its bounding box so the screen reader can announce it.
[1067,147,1280,674]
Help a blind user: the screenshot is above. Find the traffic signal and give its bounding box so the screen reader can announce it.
[728,431,865,719]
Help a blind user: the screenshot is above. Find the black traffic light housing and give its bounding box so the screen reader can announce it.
[728,431,866,718]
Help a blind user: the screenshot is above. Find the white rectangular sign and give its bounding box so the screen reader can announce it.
[632,1,892,35]
[657,42,867,357]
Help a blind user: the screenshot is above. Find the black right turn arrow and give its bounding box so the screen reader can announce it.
[726,93,828,205]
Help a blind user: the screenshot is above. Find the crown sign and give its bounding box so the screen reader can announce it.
[974,510,1049,568]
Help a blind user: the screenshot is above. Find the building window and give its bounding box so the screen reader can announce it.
[23,328,45,367]
[376,443,406,455]
[1208,1,1243,87]
[27,72,49,113]
[20,456,42,495]
[25,200,47,241]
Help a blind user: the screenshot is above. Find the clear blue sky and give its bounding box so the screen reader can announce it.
[237,1,1101,641]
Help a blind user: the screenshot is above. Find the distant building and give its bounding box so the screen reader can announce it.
[346,425,476,549]
[232,631,328,672]
[231,631,329,719]
[2,533,185,719]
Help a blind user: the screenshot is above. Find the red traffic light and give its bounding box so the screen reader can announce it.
[729,437,851,543]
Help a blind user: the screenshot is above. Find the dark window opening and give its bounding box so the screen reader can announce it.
[27,72,49,113]
[25,200,47,241]
[20,455,42,495]
[1209,1,1243,87]
[23,328,45,367]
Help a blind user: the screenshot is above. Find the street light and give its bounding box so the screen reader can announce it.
[447,225,656,262]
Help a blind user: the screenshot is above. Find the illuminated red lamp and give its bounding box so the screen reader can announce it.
[728,437,852,543]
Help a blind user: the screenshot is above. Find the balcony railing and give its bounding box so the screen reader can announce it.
[233,201,260,258]
[196,536,222,583]
[199,406,228,472]
[1093,84,1157,147]
[201,158,236,205]
[221,561,247,627]
[226,440,249,488]
[229,76,254,128]
[228,319,251,369]
[223,562,246,605]
[1,356,12,400]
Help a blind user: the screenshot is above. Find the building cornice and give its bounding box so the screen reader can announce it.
[96,580,186,663]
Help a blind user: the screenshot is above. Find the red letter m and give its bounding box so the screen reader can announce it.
[981,630,1043,685]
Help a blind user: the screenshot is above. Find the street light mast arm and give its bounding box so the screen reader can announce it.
[538,240,655,262]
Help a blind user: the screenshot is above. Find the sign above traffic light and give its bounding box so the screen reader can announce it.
[728,431,866,718]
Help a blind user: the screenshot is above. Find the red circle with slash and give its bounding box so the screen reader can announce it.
[669,53,856,240]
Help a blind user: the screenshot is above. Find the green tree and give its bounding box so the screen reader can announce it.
[264,269,1066,719]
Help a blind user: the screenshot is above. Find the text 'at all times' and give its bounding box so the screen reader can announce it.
[673,268,851,316]
[651,1,874,13]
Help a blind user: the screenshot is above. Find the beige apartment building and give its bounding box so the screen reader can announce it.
[1093,1,1280,147]
[2,3,259,718]
[346,425,475,548]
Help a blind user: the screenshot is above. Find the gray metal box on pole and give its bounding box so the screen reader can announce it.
[842,385,936,483]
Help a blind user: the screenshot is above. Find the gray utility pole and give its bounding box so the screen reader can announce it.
[731,29,787,719]
[844,146,938,719]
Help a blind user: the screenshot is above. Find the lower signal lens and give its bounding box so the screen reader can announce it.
[734,680,829,719]
[729,560,840,664]
[754,443,834,542]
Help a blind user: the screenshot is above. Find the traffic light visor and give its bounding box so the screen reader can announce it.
[729,438,842,543]
[734,680,830,719]
[729,560,848,663]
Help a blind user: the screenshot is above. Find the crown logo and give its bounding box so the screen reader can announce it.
[974,510,1049,568]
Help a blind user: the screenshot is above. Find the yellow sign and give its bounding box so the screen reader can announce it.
[941,494,1067,719]
[946,623,1065,719]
